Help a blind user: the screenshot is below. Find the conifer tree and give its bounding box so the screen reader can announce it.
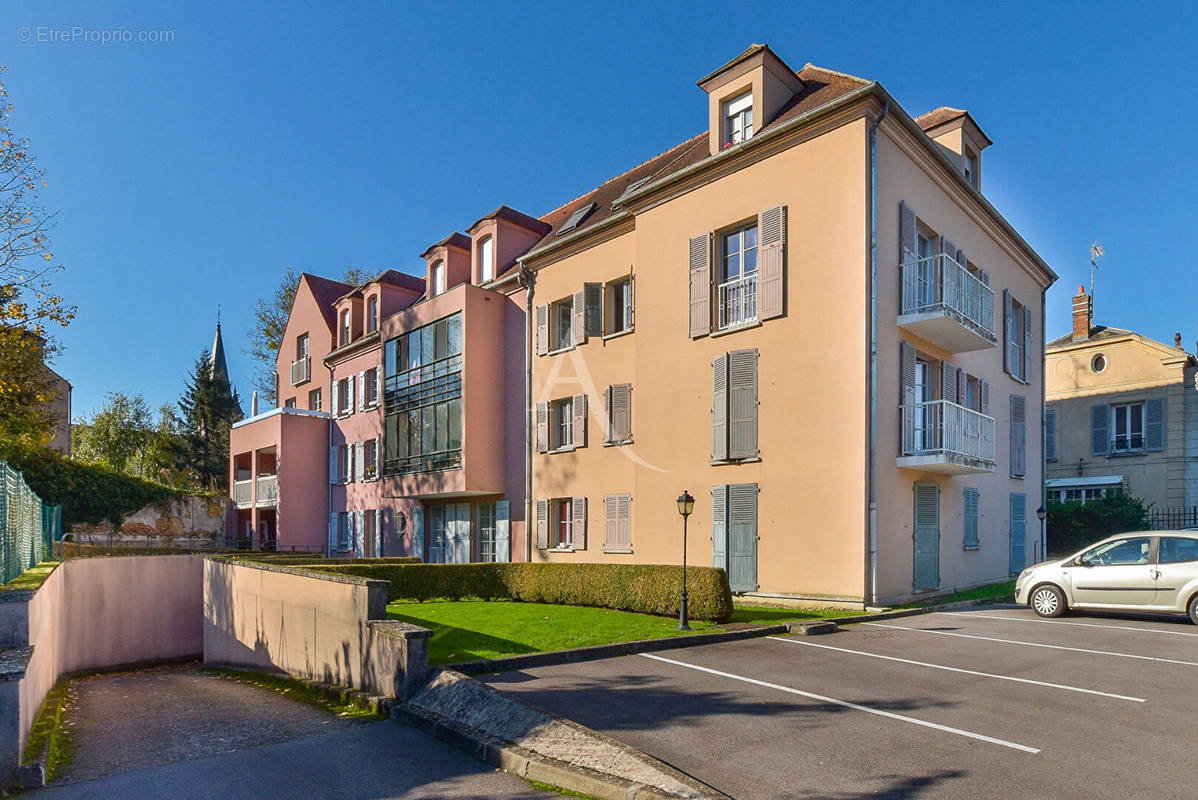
[177,349,242,490]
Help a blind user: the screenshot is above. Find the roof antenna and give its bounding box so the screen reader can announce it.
[1089,242,1103,299]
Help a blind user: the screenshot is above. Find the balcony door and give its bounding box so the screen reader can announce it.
[913,359,934,451]
[916,233,936,308]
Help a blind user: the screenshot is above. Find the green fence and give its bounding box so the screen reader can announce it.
[1,461,62,585]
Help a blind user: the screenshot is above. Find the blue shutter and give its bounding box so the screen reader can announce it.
[1022,306,1033,382]
[1145,397,1166,452]
[712,354,729,461]
[1010,395,1027,478]
[963,488,979,549]
[913,482,940,591]
[728,349,759,459]
[1009,493,1027,574]
[1003,290,1014,376]
[494,500,510,562]
[727,483,758,592]
[1091,404,1110,456]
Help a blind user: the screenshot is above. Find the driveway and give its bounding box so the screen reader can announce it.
[481,606,1198,799]
[36,665,553,800]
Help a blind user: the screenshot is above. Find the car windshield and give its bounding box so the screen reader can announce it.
[1079,537,1151,566]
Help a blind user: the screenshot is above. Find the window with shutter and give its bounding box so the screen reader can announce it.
[1010,395,1027,478]
[1145,397,1166,452]
[536,499,548,550]
[583,283,603,337]
[963,487,980,549]
[605,383,632,444]
[1045,408,1057,461]
[1003,290,1016,377]
[535,402,548,453]
[728,349,759,459]
[572,289,586,345]
[689,233,712,338]
[603,494,632,553]
[757,205,786,320]
[572,393,588,448]
[605,275,634,335]
[712,353,729,461]
[1091,403,1110,456]
[536,305,548,356]
[572,496,587,550]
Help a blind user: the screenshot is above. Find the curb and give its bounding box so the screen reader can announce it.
[830,594,1017,626]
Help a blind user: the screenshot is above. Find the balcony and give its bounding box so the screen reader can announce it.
[291,355,311,386]
[232,479,253,508]
[898,253,996,352]
[718,273,758,330]
[255,474,278,507]
[898,400,996,474]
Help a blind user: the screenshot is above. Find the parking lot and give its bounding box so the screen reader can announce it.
[481,606,1198,799]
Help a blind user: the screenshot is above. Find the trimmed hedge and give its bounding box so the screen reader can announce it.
[308,562,734,622]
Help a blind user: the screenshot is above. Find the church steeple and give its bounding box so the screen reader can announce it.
[209,306,230,383]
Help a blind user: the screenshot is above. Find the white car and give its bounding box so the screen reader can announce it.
[1014,531,1198,624]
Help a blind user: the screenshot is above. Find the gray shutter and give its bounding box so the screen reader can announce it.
[901,341,917,451]
[618,494,631,551]
[963,487,979,549]
[957,370,968,406]
[536,401,548,453]
[329,513,338,553]
[1045,408,1057,460]
[1010,395,1027,478]
[899,202,917,264]
[913,482,940,591]
[573,393,587,447]
[604,495,618,551]
[572,289,586,345]
[980,379,990,416]
[757,205,786,320]
[1009,492,1027,574]
[1003,290,1014,376]
[329,446,338,485]
[1022,305,1033,382]
[1146,397,1166,451]
[355,510,365,555]
[412,504,424,561]
[354,441,365,482]
[712,485,728,570]
[584,282,603,337]
[727,483,758,592]
[712,353,729,461]
[1091,404,1110,456]
[956,249,967,271]
[689,233,712,338]
[939,236,957,263]
[331,380,340,416]
[495,500,510,562]
[942,362,959,405]
[979,269,990,286]
[728,349,759,459]
[535,304,548,356]
[536,499,548,549]
[573,497,587,550]
[628,269,635,328]
[358,371,366,411]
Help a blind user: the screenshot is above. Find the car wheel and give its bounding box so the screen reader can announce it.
[1188,595,1198,626]
[1030,584,1067,618]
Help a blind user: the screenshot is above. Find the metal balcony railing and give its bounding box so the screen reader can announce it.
[290,356,311,386]
[232,479,253,507]
[901,400,996,464]
[901,252,995,339]
[255,474,278,506]
[718,273,758,329]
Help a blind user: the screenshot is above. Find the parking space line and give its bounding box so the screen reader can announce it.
[864,622,1198,666]
[947,612,1198,638]
[637,652,1040,754]
[764,636,1145,702]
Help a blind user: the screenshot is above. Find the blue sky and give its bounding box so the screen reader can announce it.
[5,0,1197,417]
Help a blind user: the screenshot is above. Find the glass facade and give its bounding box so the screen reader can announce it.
[383,313,464,475]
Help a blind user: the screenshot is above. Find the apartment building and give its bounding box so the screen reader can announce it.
[523,44,1056,605]
[1045,286,1198,513]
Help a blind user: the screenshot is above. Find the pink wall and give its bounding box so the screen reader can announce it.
[276,276,339,410]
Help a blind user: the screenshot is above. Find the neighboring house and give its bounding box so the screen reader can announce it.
[1045,285,1198,514]
[44,365,71,455]
[521,44,1055,606]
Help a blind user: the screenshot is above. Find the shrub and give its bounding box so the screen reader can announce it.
[1,442,182,528]
[1047,494,1151,556]
[309,562,734,622]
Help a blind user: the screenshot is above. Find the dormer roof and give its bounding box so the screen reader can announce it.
[420,232,472,259]
[916,106,993,148]
[466,205,551,236]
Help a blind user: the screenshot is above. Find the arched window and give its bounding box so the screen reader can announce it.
[479,236,494,283]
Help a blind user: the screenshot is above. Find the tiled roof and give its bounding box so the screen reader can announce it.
[468,205,552,236]
[301,273,353,331]
[1046,324,1134,348]
[420,232,472,259]
[914,106,968,131]
[374,269,426,293]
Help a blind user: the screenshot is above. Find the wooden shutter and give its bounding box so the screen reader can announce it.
[328,513,337,553]
[494,500,510,562]
[963,487,980,549]
[628,268,635,328]
[980,379,991,416]
[1009,492,1027,574]
[942,362,959,405]
[913,482,940,591]
[604,495,618,551]
[346,375,356,414]
[939,236,957,263]
[536,499,548,549]
[689,233,712,338]
[712,485,728,570]
[1045,408,1057,460]
[1003,290,1014,375]
[727,483,758,592]
[901,341,917,450]
[572,496,587,550]
[329,446,338,485]
[603,386,613,442]
[535,304,549,356]
[354,441,365,482]
[331,380,340,417]
[956,249,968,272]
[979,269,990,286]
[618,494,631,551]
[728,349,759,459]
[412,505,424,561]
[1010,395,1027,478]
[572,393,587,447]
[584,282,603,337]
[603,494,632,552]
[1022,306,1033,382]
[712,353,729,461]
[611,384,631,442]
[1146,397,1166,451]
[535,402,548,453]
[757,205,786,320]
[572,289,586,345]
[957,370,968,407]
[358,371,366,411]
[355,510,365,554]
[1091,404,1110,456]
[899,202,917,264]
[375,368,383,405]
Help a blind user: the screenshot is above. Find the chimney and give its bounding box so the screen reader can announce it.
[1175,333,1184,350]
[1071,286,1092,342]
[251,391,259,416]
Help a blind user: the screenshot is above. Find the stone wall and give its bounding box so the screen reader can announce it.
[68,496,228,549]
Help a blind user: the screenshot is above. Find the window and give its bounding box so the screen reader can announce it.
[336,377,353,416]
[604,384,632,444]
[478,236,493,283]
[363,509,378,557]
[555,498,573,548]
[1091,353,1107,373]
[1079,537,1151,566]
[553,397,574,450]
[337,444,351,483]
[1004,291,1032,382]
[1112,402,1145,453]
[964,150,978,187]
[712,350,759,461]
[336,512,352,551]
[431,260,445,296]
[297,333,309,359]
[364,367,379,407]
[340,309,351,346]
[718,223,758,329]
[606,276,633,335]
[367,295,379,334]
[308,388,322,411]
[478,503,497,562]
[552,297,573,351]
[1160,537,1198,564]
[603,494,632,553]
[723,92,753,147]
[535,497,585,551]
[284,397,297,408]
[363,438,378,480]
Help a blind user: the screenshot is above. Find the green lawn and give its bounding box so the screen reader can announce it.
[726,603,863,625]
[896,579,1016,608]
[1,559,60,593]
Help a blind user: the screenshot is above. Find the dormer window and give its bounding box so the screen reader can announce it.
[367,295,378,333]
[723,92,753,148]
[479,236,494,283]
[431,260,446,296]
[339,309,351,346]
[964,150,979,188]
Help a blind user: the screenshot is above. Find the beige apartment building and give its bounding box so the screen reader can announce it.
[508,45,1056,606]
[1046,286,1198,517]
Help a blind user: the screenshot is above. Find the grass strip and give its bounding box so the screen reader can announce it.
[525,779,605,799]
[896,580,1016,608]
[21,678,74,783]
[1,559,61,593]
[199,667,385,719]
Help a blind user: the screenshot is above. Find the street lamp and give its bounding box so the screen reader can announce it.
[1036,506,1046,522]
[676,490,695,631]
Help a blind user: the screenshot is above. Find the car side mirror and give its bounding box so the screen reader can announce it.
[1074,557,1092,568]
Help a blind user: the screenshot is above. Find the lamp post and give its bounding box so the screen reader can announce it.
[1036,505,1047,563]
[676,490,695,631]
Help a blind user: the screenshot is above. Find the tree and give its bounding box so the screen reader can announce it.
[177,349,242,490]
[0,66,75,444]
[245,265,377,404]
[73,391,154,474]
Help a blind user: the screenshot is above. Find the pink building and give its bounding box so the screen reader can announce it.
[229,210,541,559]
